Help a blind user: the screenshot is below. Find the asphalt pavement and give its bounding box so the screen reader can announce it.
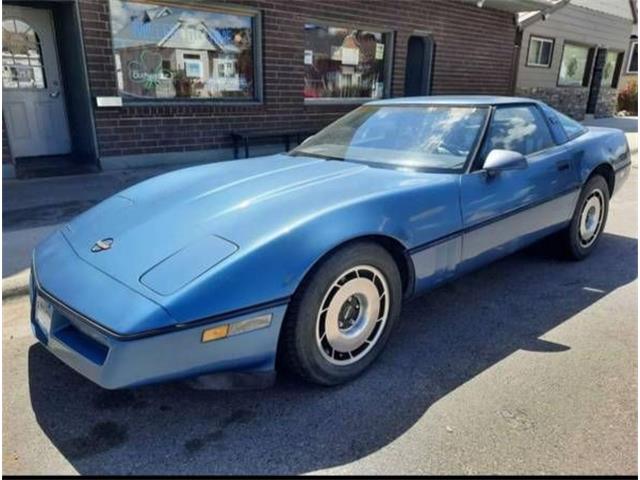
[2,117,638,475]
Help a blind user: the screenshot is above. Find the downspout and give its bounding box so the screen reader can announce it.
[510,19,523,95]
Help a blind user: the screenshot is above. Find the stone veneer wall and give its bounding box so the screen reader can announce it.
[594,88,619,118]
[516,86,618,120]
[516,87,589,120]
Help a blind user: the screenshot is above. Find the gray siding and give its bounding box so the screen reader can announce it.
[517,4,633,89]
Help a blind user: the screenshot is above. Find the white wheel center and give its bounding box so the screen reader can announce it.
[316,265,390,365]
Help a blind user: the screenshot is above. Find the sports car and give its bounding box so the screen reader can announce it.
[30,96,631,389]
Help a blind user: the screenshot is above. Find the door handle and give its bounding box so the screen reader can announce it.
[556,160,570,171]
[49,91,60,98]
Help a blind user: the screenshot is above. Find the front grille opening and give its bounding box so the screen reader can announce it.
[55,324,109,365]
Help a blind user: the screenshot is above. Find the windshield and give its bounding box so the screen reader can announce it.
[291,105,488,171]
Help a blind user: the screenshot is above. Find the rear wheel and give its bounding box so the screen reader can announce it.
[562,175,609,260]
[279,242,402,385]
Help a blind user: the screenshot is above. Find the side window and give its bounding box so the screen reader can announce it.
[480,105,555,162]
[553,108,587,140]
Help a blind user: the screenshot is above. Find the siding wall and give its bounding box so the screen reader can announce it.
[75,0,516,163]
[517,4,633,89]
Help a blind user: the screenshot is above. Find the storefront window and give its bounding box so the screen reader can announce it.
[109,1,257,100]
[304,24,390,100]
[601,50,618,87]
[558,43,589,87]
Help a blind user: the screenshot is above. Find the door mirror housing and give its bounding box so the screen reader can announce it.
[483,149,528,175]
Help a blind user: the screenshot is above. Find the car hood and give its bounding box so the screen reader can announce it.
[62,154,419,297]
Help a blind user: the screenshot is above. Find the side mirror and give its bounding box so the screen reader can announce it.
[483,149,528,176]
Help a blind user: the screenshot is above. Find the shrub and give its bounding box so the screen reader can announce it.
[617,79,638,115]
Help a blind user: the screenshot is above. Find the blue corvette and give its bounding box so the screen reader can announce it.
[30,96,631,389]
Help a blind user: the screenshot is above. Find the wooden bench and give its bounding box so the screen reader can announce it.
[230,129,319,159]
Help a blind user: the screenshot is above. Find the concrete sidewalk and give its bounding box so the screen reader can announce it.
[3,115,637,299]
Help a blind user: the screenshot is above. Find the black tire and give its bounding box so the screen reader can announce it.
[278,242,403,385]
[562,175,610,260]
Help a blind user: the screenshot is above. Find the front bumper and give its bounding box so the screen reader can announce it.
[30,232,287,389]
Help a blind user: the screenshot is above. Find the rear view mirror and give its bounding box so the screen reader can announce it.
[483,149,528,176]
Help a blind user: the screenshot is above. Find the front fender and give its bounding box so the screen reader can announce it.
[576,127,631,193]
[160,178,461,324]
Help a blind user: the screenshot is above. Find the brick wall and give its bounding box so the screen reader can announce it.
[74,0,517,160]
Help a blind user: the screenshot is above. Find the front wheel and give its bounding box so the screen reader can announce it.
[562,175,610,260]
[278,242,402,385]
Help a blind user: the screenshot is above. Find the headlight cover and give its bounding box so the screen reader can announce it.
[140,235,238,295]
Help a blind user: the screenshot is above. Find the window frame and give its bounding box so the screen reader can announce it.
[302,19,395,106]
[108,0,263,106]
[526,35,555,68]
[556,41,594,88]
[626,40,638,74]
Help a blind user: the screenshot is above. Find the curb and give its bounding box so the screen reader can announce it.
[3,284,30,300]
[3,272,31,300]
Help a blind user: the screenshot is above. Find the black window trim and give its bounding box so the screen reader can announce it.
[609,49,626,89]
[302,18,395,105]
[526,34,555,68]
[109,0,264,106]
[626,40,638,74]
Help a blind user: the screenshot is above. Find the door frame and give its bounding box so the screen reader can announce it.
[3,0,98,169]
[3,4,72,157]
[404,32,435,96]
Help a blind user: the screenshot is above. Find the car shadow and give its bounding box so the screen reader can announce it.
[28,232,637,475]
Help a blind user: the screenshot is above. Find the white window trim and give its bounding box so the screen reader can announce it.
[527,35,554,68]
[626,40,638,74]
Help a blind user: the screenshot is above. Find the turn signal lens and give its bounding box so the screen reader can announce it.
[201,314,273,343]
[228,314,272,336]
[201,324,229,343]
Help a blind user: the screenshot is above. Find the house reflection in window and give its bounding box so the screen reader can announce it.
[304,24,389,100]
[109,1,255,100]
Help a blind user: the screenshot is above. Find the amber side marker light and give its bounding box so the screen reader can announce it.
[201,314,272,343]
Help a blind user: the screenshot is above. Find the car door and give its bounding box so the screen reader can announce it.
[459,104,581,270]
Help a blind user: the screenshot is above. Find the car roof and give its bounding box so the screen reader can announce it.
[367,95,541,106]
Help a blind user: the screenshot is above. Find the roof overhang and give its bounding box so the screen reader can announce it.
[458,0,562,13]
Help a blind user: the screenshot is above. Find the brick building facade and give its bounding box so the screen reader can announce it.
[2,0,519,178]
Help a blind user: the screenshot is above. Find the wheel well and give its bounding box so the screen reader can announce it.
[361,235,413,298]
[589,163,615,196]
[296,235,413,300]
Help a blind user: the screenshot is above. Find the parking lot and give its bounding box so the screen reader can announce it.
[3,148,638,475]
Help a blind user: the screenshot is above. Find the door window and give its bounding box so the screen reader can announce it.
[479,105,555,162]
[2,18,46,89]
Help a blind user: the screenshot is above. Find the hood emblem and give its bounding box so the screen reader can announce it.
[91,238,114,253]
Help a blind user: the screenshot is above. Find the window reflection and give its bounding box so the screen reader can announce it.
[2,18,46,89]
[293,106,487,170]
[481,106,555,159]
[110,1,255,99]
[304,24,388,100]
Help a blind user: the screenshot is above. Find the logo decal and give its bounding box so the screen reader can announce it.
[91,238,114,253]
